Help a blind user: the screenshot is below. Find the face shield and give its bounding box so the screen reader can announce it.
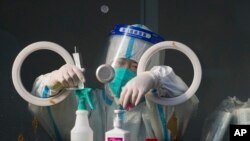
[103,24,165,98]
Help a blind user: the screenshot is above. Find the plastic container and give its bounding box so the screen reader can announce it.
[105,110,130,141]
[71,110,93,141]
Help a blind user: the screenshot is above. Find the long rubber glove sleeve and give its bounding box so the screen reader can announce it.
[150,65,188,97]
[119,65,188,107]
[32,64,85,98]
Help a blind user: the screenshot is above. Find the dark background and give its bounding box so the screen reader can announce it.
[0,0,249,140]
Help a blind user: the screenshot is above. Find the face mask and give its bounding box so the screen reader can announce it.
[109,68,136,98]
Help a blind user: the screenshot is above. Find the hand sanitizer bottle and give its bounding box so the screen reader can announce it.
[105,109,130,141]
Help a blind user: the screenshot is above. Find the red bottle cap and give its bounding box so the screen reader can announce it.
[145,138,158,141]
[126,103,134,111]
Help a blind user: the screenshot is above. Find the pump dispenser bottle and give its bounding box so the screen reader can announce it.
[105,109,130,141]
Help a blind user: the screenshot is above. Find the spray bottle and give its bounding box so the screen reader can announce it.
[71,88,94,141]
[105,106,130,141]
[71,47,94,141]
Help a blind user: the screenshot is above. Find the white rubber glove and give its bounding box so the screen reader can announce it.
[119,71,157,108]
[46,64,85,91]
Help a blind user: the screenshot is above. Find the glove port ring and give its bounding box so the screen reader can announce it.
[12,41,74,106]
[137,41,202,105]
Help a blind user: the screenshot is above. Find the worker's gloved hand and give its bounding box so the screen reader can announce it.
[119,71,157,108]
[46,64,85,90]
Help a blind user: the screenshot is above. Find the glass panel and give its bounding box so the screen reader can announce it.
[0,0,141,140]
[159,1,250,141]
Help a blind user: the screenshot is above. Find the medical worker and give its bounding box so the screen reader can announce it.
[30,24,198,141]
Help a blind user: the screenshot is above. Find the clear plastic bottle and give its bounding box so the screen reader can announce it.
[71,110,93,141]
[105,109,130,141]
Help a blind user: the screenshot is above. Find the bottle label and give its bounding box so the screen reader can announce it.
[108,137,123,141]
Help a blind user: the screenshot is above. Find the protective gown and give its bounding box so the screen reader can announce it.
[29,24,199,141]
